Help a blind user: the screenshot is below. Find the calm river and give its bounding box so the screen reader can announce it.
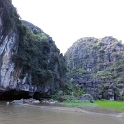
[0,101,124,124]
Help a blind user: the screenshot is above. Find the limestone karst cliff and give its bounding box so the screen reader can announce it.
[65,37,124,100]
[0,0,66,99]
[1,0,124,101]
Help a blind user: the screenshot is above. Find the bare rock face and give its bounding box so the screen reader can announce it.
[0,31,18,88]
[65,37,124,100]
[0,0,19,90]
[0,0,66,99]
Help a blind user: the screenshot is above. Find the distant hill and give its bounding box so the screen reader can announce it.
[65,36,124,100]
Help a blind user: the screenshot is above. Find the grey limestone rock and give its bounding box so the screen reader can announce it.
[65,36,124,100]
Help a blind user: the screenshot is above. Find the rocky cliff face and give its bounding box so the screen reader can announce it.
[0,0,19,89]
[0,0,66,99]
[65,37,124,100]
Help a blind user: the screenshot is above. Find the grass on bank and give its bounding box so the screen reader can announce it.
[58,99,124,111]
[58,99,97,107]
[96,100,124,111]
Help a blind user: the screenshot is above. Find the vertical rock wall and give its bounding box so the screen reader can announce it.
[0,33,17,88]
[0,0,66,99]
[65,37,124,100]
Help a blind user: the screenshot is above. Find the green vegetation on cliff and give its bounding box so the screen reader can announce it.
[1,0,66,87]
[0,0,21,39]
[14,21,66,85]
[65,37,124,100]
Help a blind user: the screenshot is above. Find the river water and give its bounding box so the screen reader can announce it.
[0,101,124,124]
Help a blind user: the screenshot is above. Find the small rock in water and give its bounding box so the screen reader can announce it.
[6,102,9,105]
[32,100,40,104]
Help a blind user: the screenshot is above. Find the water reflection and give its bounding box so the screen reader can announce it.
[0,101,124,124]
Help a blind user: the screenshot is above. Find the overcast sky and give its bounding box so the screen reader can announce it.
[12,0,124,54]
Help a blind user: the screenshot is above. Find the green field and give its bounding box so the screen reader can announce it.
[96,100,124,111]
[59,100,124,111]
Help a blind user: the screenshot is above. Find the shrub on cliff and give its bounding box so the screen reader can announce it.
[65,37,124,100]
[13,23,66,85]
[0,0,21,38]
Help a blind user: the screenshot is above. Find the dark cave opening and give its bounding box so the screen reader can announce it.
[0,90,31,100]
[0,90,51,100]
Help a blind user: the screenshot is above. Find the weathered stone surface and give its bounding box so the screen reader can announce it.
[65,37,124,100]
[0,0,66,99]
